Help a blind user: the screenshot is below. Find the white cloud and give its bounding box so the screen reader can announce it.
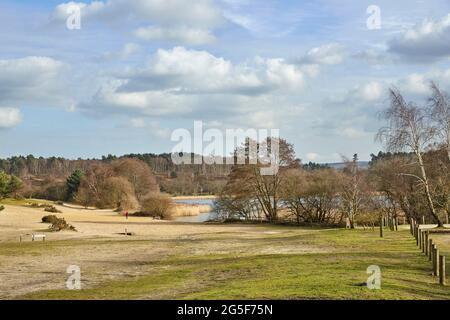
[389,13,450,61]
[359,81,383,102]
[51,0,224,44]
[129,117,146,128]
[134,26,215,45]
[336,81,385,105]
[118,47,306,95]
[298,43,345,66]
[340,127,369,139]
[51,1,106,21]
[306,152,319,161]
[52,0,223,26]
[257,57,304,90]
[0,108,22,128]
[100,43,141,61]
[402,73,429,95]
[353,49,390,66]
[0,56,65,105]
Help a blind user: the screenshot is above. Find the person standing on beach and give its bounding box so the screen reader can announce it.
[125,211,129,220]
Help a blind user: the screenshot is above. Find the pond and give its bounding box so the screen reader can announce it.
[173,198,217,223]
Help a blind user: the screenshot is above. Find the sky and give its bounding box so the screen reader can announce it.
[1,0,450,162]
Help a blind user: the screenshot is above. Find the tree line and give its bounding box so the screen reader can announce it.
[215,82,450,228]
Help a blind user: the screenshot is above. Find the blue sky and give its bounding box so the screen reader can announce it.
[1,0,450,162]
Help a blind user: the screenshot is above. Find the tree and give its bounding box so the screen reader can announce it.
[66,169,83,201]
[75,163,139,210]
[0,172,9,199]
[377,88,443,227]
[112,158,158,201]
[281,168,341,224]
[0,172,22,199]
[225,137,299,222]
[429,82,450,161]
[281,168,309,224]
[340,154,370,228]
[7,175,23,197]
[140,193,173,219]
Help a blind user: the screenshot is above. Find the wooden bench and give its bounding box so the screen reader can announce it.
[31,234,46,242]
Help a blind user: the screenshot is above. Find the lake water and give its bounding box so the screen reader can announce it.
[173,199,217,223]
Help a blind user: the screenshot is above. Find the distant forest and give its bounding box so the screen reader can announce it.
[0,153,235,197]
[0,153,337,197]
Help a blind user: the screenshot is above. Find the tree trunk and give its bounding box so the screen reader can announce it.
[416,151,443,227]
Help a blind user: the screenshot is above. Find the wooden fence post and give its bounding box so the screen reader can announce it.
[419,229,422,249]
[415,226,419,245]
[422,216,425,225]
[424,232,428,256]
[433,245,440,277]
[379,216,383,238]
[440,255,446,286]
[432,244,436,274]
[420,230,425,253]
[429,239,433,261]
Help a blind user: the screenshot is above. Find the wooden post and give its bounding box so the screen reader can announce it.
[379,216,383,238]
[429,239,433,261]
[395,218,398,231]
[418,229,422,249]
[420,230,426,253]
[415,226,419,245]
[422,216,425,225]
[424,232,429,256]
[432,244,436,274]
[439,255,446,286]
[433,245,440,277]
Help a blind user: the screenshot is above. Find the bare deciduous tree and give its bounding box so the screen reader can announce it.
[377,88,443,226]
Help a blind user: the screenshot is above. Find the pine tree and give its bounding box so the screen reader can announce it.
[66,169,83,201]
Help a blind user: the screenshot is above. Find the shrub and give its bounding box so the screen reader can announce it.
[29,202,43,208]
[42,215,76,232]
[42,215,59,224]
[137,193,173,220]
[44,205,62,213]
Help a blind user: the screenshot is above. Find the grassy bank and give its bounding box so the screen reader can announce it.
[19,226,450,300]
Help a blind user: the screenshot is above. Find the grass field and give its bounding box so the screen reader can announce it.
[1,200,449,300]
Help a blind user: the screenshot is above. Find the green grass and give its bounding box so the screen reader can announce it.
[19,227,450,300]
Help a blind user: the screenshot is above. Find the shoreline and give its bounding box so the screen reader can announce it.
[171,195,217,201]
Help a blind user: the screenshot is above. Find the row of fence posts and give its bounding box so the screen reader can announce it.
[411,219,446,286]
[379,216,400,238]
